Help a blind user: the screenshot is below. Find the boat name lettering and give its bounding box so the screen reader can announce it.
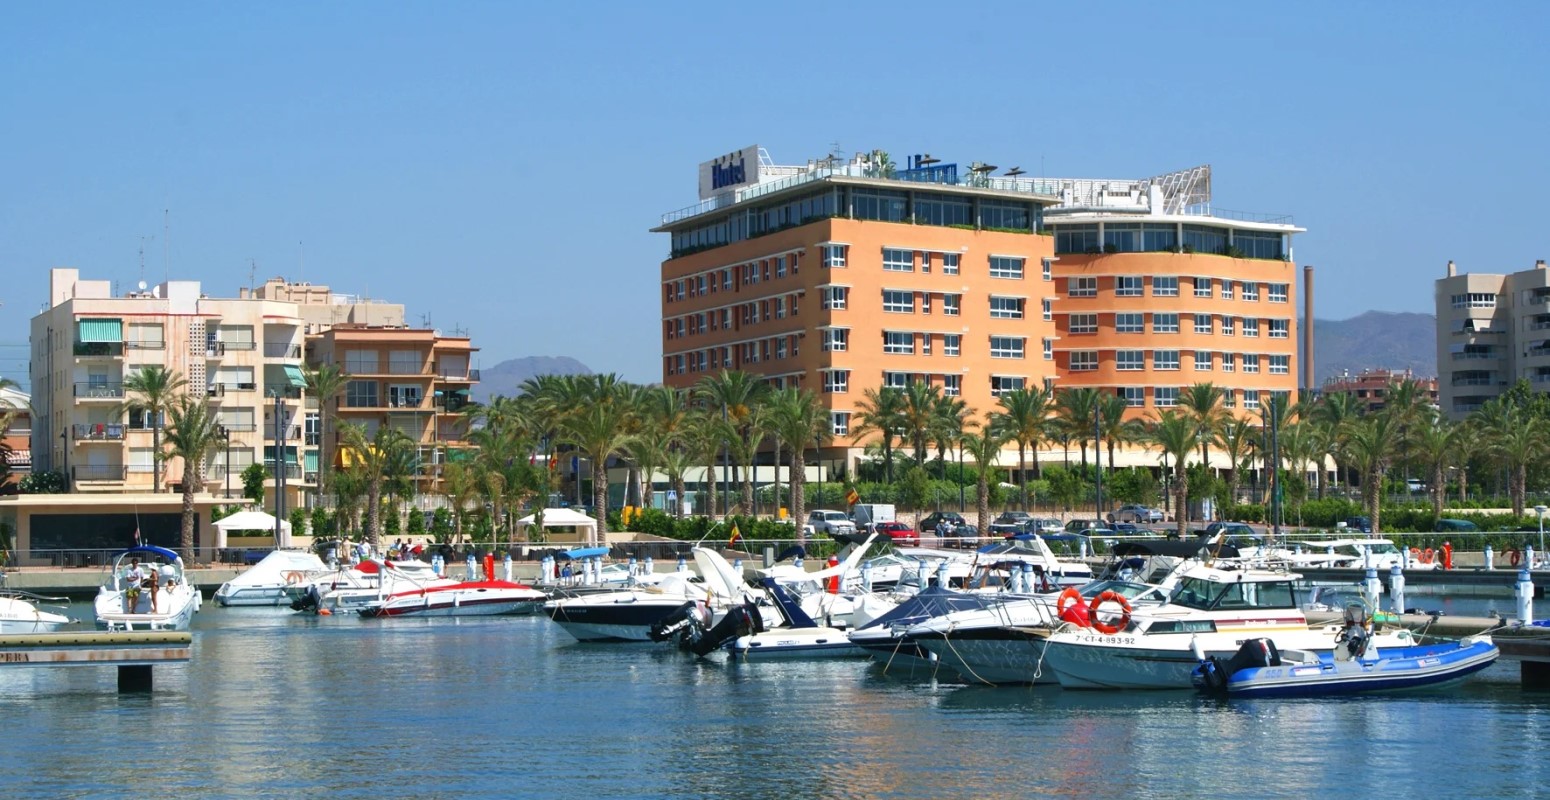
[0,652,30,663]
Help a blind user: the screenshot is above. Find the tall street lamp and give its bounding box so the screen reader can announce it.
[1536,505,1547,563]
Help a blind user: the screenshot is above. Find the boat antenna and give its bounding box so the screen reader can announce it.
[692,519,724,547]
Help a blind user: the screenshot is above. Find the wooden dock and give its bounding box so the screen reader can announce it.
[0,630,192,692]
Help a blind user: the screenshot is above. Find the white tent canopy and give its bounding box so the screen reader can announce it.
[514,508,598,546]
[215,510,293,549]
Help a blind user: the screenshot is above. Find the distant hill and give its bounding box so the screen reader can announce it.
[1303,311,1436,382]
[473,356,593,402]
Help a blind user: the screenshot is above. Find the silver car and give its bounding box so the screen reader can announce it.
[805,509,857,537]
[1111,504,1165,524]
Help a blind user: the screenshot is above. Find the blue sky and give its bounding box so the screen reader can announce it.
[2,2,1546,387]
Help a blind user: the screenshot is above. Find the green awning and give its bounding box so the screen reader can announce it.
[446,448,476,463]
[77,319,123,343]
[304,451,319,472]
[283,365,306,387]
[264,445,299,465]
[264,365,307,387]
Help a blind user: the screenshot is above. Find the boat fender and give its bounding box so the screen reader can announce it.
[1410,547,1422,563]
[1088,590,1133,635]
[1420,548,1434,565]
[1442,542,1454,570]
[1056,588,1090,627]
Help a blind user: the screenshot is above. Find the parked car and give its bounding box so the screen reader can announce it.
[1111,504,1165,524]
[1110,522,1157,537]
[1436,518,1479,532]
[1033,517,1064,535]
[1406,479,1427,494]
[806,510,857,537]
[1063,518,1107,535]
[919,511,967,535]
[874,521,920,546]
[1342,516,1373,533]
[1204,521,1258,539]
[988,511,1033,535]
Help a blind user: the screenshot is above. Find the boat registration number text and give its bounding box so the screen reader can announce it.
[1071,635,1135,645]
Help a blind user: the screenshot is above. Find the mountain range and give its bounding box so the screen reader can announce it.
[471,356,592,402]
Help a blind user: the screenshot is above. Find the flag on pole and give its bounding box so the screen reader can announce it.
[728,523,742,547]
[134,527,142,547]
[845,488,860,506]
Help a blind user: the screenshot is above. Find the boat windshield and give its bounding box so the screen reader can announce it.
[1079,580,1152,600]
[1365,542,1402,556]
[1170,576,1297,611]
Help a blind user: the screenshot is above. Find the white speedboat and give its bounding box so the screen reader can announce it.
[293,559,455,614]
[1286,538,1439,572]
[1040,563,1417,689]
[95,546,202,631]
[359,579,547,618]
[214,549,329,607]
[544,549,743,642]
[0,589,72,634]
[726,579,864,660]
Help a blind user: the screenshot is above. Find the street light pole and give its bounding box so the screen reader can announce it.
[1536,505,1547,563]
[219,425,231,500]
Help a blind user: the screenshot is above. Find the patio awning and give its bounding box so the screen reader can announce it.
[77,319,123,343]
[265,364,306,387]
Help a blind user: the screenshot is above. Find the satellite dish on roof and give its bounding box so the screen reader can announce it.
[137,280,148,291]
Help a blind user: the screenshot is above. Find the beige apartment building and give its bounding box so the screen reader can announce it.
[29,269,477,503]
[1435,259,1550,417]
[655,148,1303,474]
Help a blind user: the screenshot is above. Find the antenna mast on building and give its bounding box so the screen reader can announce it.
[163,209,170,281]
[249,259,257,293]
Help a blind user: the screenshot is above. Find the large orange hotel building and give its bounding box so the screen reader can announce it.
[655,146,1303,474]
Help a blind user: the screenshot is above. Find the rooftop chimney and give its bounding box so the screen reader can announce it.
[1447,260,1456,277]
[1537,260,1546,270]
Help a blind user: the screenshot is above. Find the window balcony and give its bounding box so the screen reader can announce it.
[73,342,124,357]
[217,422,258,433]
[1452,351,1498,360]
[1451,376,1495,387]
[74,464,127,481]
[263,343,303,359]
[263,384,302,399]
[73,423,126,441]
[73,382,125,399]
[125,339,166,351]
[264,461,303,480]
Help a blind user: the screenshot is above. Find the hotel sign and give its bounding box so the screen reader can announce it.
[698,145,760,200]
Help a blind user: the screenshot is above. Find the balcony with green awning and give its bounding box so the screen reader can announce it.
[74,319,124,356]
[263,364,307,398]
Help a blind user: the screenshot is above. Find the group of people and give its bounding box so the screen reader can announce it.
[122,557,174,614]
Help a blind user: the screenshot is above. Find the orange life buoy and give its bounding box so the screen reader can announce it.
[1420,548,1435,565]
[1410,547,1422,562]
[1511,549,1522,567]
[1057,587,1085,616]
[1442,543,1454,570]
[1089,590,1133,635]
[283,570,305,585]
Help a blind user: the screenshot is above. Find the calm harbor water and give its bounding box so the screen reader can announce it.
[5,600,1550,800]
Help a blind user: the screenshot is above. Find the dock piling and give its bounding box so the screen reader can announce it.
[1516,569,1535,625]
[1390,564,1406,615]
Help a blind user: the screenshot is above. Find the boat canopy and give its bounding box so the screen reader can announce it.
[1112,540,1238,559]
[115,545,181,563]
[562,546,610,560]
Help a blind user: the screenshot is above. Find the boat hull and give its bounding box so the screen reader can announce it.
[913,629,1058,684]
[732,628,866,660]
[95,588,201,631]
[363,595,543,618]
[1221,640,1499,698]
[543,599,698,642]
[214,584,304,607]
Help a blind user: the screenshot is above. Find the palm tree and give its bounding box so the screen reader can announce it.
[557,397,636,544]
[338,423,416,547]
[1309,392,1362,496]
[1148,411,1199,539]
[930,395,971,483]
[303,363,349,504]
[660,449,694,518]
[1097,393,1144,477]
[694,370,771,512]
[898,381,942,464]
[852,386,906,482]
[1055,388,1100,469]
[161,394,223,562]
[1180,383,1227,466]
[962,424,1011,539]
[1485,406,1545,517]
[991,386,1051,509]
[1409,412,1457,519]
[1345,413,1403,532]
[768,388,829,539]
[120,366,187,493]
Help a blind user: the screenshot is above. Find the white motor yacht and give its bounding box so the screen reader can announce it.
[359,579,547,617]
[214,549,329,607]
[294,559,454,614]
[95,546,202,631]
[0,586,72,634]
[544,548,744,642]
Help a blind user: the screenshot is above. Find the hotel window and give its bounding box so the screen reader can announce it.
[1115,276,1144,297]
[1152,276,1179,297]
[1223,353,1237,372]
[1042,338,1053,360]
[1122,386,1145,407]
[675,354,685,374]
[822,244,848,268]
[822,286,848,310]
[1194,314,1213,335]
[1222,316,1236,336]
[721,309,730,328]
[989,296,1025,319]
[780,256,791,278]
[1154,350,1180,370]
[1069,314,1098,334]
[823,370,850,394]
[883,290,914,313]
[675,318,685,338]
[1104,223,1141,252]
[990,376,1026,397]
[920,292,932,314]
[1194,277,1213,298]
[722,270,732,291]
[942,253,960,275]
[696,276,706,295]
[1116,350,1144,371]
[775,338,788,359]
[883,248,914,272]
[1269,319,1289,339]
[1243,318,1260,338]
[922,333,932,355]
[990,336,1025,359]
[943,374,961,397]
[920,252,931,273]
[1451,293,1496,309]
[1224,390,1237,408]
[762,301,772,322]
[762,261,770,282]
[344,349,377,373]
[1242,282,1260,301]
[1244,392,1261,410]
[1055,223,1099,254]
[1269,283,1288,303]
[822,329,848,352]
[774,298,786,319]
[664,284,674,304]
[345,380,378,408]
[1042,258,1054,281]
[1153,313,1180,333]
[831,412,850,436]
[944,334,961,356]
[676,281,686,300]
[1193,351,1213,371]
[1154,387,1179,408]
[883,372,909,390]
[1243,354,1261,373]
[1069,351,1098,372]
[1116,313,1144,333]
[989,256,1024,279]
[1221,279,1235,300]
[1270,354,1290,375]
[883,332,914,355]
[943,294,961,316]
[1042,299,1053,321]
[1068,277,1097,297]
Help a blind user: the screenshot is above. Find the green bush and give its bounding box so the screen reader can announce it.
[289,507,309,538]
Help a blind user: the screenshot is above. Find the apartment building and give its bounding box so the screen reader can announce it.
[308,326,478,493]
[1435,259,1550,417]
[30,268,314,503]
[655,147,1302,470]
[1321,368,1438,414]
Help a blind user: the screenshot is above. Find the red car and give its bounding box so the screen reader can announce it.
[875,521,919,546]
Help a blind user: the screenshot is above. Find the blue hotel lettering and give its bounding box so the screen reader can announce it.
[712,158,746,190]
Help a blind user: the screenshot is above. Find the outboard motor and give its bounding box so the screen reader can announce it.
[290,584,323,613]
[649,601,704,645]
[1194,637,1282,692]
[689,602,765,657]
